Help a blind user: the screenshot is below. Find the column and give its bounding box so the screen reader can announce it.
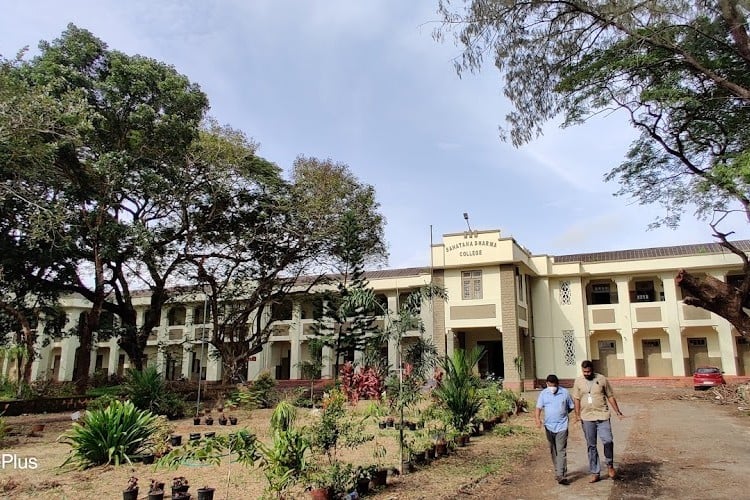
[205,344,221,381]
[615,277,638,376]
[661,273,686,376]
[181,344,192,379]
[58,335,79,382]
[107,337,119,376]
[706,271,738,375]
[500,265,521,390]
[387,293,399,369]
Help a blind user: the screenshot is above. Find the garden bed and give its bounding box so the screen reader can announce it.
[0,400,542,499]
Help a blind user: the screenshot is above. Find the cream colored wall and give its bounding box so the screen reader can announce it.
[443,265,502,330]
[529,276,585,380]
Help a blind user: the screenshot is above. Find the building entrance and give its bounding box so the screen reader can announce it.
[477,341,504,379]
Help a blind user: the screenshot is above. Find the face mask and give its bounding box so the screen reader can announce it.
[584,372,595,380]
[549,386,559,394]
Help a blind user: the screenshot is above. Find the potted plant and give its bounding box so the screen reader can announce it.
[189,432,201,441]
[229,415,238,425]
[371,441,388,487]
[123,477,138,500]
[197,485,216,500]
[170,434,183,446]
[218,414,228,425]
[204,415,214,425]
[148,479,165,500]
[193,414,201,425]
[172,476,190,497]
[355,465,376,495]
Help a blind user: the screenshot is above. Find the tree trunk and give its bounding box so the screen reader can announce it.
[72,324,93,394]
[676,269,750,336]
[22,326,35,384]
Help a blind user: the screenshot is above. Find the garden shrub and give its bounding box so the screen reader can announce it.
[235,372,277,409]
[60,400,159,468]
[86,394,120,412]
[123,367,185,419]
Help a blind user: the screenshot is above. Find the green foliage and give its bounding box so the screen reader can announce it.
[433,347,485,432]
[270,401,297,432]
[60,400,159,469]
[239,372,278,409]
[86,385,125,398]
[158,429,260,469]
[309,389,374,465]
[158,409,309,499]
[436,1,750,239]
[124,367,185,419]
[86,394,120,412]
[306,461,358,496]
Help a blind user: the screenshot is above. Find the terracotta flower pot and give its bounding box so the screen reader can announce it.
[309,486,332,500]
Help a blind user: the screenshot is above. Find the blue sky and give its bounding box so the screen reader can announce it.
[3,1,748,269]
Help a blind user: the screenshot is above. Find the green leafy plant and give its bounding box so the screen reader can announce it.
[309,389,373,465]
[124,367,165,413]
[86,394,120,413]
[433,347,485,433]
[60,400,159,469]
[123,367,185,419]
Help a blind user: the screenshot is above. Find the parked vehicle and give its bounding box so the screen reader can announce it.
[693,366,726,390]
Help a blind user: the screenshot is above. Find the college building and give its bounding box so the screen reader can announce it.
[5,228,750,387]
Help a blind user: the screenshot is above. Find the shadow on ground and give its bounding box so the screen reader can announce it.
[609,460,663,499]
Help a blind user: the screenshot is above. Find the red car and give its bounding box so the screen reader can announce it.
[693,366,726,390]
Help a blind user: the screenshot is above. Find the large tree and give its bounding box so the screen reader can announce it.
[436,1,750,335]
[188,157,388,382]
[2,24,213,389]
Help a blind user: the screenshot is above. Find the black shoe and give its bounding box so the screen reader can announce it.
[557,477,569,485]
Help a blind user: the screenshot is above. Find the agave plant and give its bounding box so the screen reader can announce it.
[60,400,159,469]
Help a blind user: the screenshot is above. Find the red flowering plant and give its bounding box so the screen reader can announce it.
[340,362,384,404]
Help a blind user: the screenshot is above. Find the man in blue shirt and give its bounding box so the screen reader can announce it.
[535,374,575,485]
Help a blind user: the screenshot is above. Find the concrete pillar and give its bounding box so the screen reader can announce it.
[431,270,447,357]
[107,337,119,376]
[58,335,79,382]
[500,265,521,389]
[156,345,166,377]
[615,277,638,376]
[205,344,221,381]
[707,272,738,375]
[181,345,192,379]
[321,345,334,378]
[661,273,686,375]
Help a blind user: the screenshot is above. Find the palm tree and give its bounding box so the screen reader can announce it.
[433,347,486,433]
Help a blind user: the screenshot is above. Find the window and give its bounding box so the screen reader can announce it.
[591,283,610,304]
[560,281,571,305]
[167,306,186,326]
[271,299,293,321]
[632,280,655,302]
[562,330,576,365]
[688,338,706,347]
[462,270,482,300]
[193,306,211,324]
